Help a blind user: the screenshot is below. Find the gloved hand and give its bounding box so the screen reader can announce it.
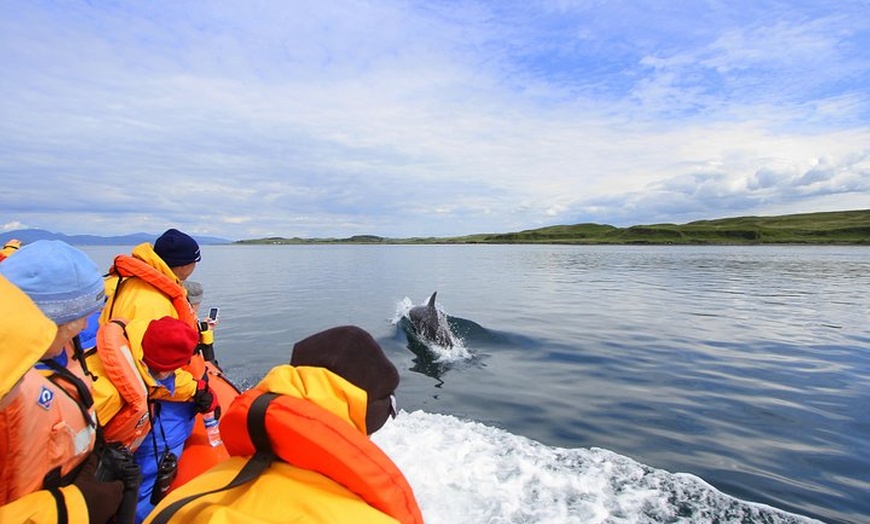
[73,452,124,524]
[193,378,220,416]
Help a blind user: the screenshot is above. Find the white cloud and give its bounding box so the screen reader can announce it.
[2,221,26,231]
[0,0,867,239]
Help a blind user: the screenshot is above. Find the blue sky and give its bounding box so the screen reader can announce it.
[1,0,868,240]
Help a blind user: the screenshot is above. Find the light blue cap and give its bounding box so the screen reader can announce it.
[0,240,105,324]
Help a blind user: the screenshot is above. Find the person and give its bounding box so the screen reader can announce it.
[182,280,204,315]
[86,315,207,524]
[145,325,424,524]
[0,238,21,261]
[0,241,106,430]
[0,244,124,523]
[182,280,218,364]
[86,316,217,453]
[128,317,218,523]
[85,314,216,523]
[103,230,240,497]
[101,228,202,327]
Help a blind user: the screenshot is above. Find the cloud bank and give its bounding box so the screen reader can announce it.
[1,0,867,239]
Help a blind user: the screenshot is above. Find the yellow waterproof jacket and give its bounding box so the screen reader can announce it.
[0,275,91,523]
[102,243,186,325]
[0,484,89,524]
[146,366,423,524]
[0,239,20,262]
[0,275,55,398]
[89,319,198,435]
[99,243,197,400]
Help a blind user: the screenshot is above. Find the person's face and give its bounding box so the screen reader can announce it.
[172,262,197,282]
[43,316,88,359]
[151,370,174,381]
[367,392,399,434]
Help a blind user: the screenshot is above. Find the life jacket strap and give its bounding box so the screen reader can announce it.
[105,269,126,322]
[47,486,69,524]
[40,358,96,423]
[72,335,98,382]
[149,392,279,524]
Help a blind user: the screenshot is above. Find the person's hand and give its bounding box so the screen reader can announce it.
[72,452,123,524]
[193,379,220,416]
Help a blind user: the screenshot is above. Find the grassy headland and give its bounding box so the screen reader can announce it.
[236,209,870,245]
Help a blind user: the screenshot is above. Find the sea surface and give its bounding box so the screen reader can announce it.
[83,244,870,524]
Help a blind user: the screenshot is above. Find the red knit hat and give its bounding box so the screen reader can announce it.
[142,316,198,372]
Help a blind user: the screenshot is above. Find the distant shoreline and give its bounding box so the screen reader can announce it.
[2,209,867,246]
[235,209,870,246]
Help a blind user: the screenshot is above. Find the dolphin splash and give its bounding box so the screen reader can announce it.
[408,291,454,348]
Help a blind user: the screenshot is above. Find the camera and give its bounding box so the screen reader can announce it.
[149,449,178,505]
[96,443,142,524]
[208,307,220,321]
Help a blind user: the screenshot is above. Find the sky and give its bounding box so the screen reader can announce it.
[1,1,868,241]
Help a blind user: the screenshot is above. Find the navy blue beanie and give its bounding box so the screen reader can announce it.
[154,229,201,267]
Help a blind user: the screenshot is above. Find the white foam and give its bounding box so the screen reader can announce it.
[393,296,416,322]
[426,337,472,363]
[373,411,822,524]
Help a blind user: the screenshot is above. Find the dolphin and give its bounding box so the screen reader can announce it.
[408,291,454,348]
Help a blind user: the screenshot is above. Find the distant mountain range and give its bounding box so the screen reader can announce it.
[0,229,231,246]
[5,209,869,247]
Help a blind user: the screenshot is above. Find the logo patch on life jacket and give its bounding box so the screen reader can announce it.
[37,385,54,410]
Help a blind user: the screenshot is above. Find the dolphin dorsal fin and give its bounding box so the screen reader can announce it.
[427,291,438,308]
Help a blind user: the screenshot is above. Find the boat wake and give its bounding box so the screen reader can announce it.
[374,411,821,524]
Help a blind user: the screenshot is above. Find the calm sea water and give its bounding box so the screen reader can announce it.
[83,244,870,524]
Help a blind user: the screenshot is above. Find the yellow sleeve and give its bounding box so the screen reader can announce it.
[0,485,89,523]
[171,369,198,401]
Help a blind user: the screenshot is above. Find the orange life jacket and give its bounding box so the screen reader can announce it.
[0,368,96,504]
[221,388,424,524]
[94,320,151,451]
[107,254,197,329]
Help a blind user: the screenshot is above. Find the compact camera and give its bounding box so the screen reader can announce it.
[149,449,178,505]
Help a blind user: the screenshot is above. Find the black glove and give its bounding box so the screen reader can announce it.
[193,379,219,415]
[73,452,124,524]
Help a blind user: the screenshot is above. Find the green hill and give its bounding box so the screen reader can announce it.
[237,209,870,245]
